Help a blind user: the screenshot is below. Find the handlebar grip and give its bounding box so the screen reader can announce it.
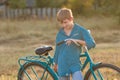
[57,41,65,46]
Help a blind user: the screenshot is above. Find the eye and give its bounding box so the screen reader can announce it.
[63,21,67,23]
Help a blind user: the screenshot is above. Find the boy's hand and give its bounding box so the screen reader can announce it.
[66,40,73,45]
[66,39,86,46]
[66,39,79,46]
[71,39,80,46]
[53,64,58,72]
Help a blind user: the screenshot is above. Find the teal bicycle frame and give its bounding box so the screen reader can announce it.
[18,47,102,80]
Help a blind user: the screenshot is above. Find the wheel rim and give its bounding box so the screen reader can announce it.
[88,66,120,80]
[19,63,54,80]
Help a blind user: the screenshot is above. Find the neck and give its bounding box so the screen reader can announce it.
[64,23,74,30]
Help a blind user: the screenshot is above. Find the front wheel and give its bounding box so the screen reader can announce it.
[18,62,55,80]
[84,63,120,80]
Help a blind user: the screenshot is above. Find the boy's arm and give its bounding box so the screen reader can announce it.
[70,27,96,49]
[53,45,59,72]
[53,44,59,72]
[53,46,59,64]
[71,39,86,46]
[81,28,96,50]
[53,33,60,72]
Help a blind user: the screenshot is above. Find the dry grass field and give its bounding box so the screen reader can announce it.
[0,16,120,80]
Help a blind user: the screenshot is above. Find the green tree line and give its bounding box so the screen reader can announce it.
[6,0,119,15]
[6,0,119,23]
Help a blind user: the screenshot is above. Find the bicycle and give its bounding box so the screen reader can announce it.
[17,39,120,80]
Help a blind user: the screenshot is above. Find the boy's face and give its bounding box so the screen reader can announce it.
[59,18,73,29]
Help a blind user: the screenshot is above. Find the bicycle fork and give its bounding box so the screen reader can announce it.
[82,51,104,80]
[90,63,104,80]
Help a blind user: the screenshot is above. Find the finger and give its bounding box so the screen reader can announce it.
[71,40,81,46]
[66,41,71,45]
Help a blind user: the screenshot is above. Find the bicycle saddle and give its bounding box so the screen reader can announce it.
[35,46,53,55]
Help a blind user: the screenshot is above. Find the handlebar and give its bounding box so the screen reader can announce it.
[57,39,73,46]
[57,41,65,46]
[57,30,91,46]
[57,39,88,52]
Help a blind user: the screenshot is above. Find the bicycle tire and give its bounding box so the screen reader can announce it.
[18,62,55,80]
[84,63,120,80]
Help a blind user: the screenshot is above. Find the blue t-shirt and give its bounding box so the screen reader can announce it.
[54,23,96,77]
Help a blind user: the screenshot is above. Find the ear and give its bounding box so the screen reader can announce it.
[69,17,73,21]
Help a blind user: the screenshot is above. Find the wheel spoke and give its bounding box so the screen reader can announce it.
[96,70,104,80]
[18,63,54,80]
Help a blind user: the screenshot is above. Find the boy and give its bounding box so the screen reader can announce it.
[53,8,96,80]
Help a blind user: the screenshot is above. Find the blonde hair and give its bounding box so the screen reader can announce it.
[57,8,73,22]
